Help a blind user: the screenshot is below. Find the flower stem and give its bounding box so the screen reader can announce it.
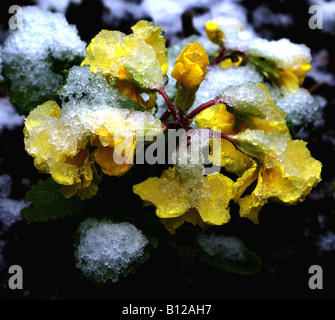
[207,46,226,70]
[208,47,247,70]
[208,129,235,142]
[184,96,226,121]
[156,88,178,122]
[160,109,171,122]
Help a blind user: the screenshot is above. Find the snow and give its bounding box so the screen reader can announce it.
[35,0,82,13]
[0,174,29,236]
[75,218,148,283]
[0,98,24,134]
[317,231,335,254]
[102,0,248,44]
[1,6,86,112]
[197,233,246,261]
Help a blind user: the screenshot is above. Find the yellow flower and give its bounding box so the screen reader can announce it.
[24,96,163,200]
[220,56,243,69]
[59,150,102,200]
[171,42,209,90]
[115,78,157,110]
[276,63,312,92]
[209,138,256,177]
[131,20,169,76]
[205,20,223,45]
[234,129,322,223]
[195,103,236,134]
[133,166,235,233]
[24,101,100,200]
[249,55,312,93]
[91,132,135,177]
[88,107,162,177]
[81,21,168,109]
[195,83,288,135]
[193,81,321,223]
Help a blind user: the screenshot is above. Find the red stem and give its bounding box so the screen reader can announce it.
[208,129,235,142]
[208,47,247,70]
[184,96,226,121]
[160,109,171,122]
[156,88,178,122]
[207,46,226,70]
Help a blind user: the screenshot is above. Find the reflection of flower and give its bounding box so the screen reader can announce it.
[171,42,209,90]
[81,20,168,109]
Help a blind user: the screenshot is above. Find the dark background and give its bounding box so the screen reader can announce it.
[0,0,334,300]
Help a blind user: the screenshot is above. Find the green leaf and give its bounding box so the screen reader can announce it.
[199,247,262,275]
[197,235,261,275]
[21,178,84,222]
[221,84,267,119]
[248,55,282,82]
[58,66,143,111]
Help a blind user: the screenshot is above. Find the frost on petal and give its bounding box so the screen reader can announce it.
[233,129,322,222]
[82,21,168,90]
[220,83,289,134]
[133,168,191,218]
[131,20,169,76]
[58,66,142,111]
[197,173,234,225]
[205,15,311,92]
[24,99,163,198]
[133,160,236,231]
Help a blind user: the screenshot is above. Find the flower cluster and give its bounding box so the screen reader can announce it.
[205,16,312,93]
[23,16,322,233]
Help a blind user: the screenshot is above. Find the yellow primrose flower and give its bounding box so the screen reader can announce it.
[91,132,135,177]
[220,56,243,69]
[195,83,288,135]
[24,101,100,200]
[233,129,322,223]
[195,103,236,134]
[276,63,312,92]
[209,138,256,177]
[171,42,209,90]
[59,150,102,200]
[81,21,168,109]
[115,78,157,110]
[131,20,169,76]
[205,20,223,45]
[133,166,235,233]
[24,100,163,199]
[249,55,312,93]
